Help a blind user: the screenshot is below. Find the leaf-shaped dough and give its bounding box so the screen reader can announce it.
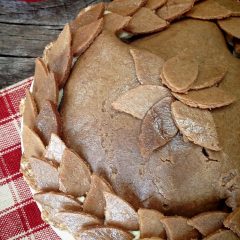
[126,7,169,34]
[138,208,166,238]
[35,100,62,145]
[44,24,72,88]
[83,174,113,218]
[22,90,38,130]
[34,191,82,212]
[72,18,104,57]
[59,148,91,196]
[70,3,105,32]
[203,230,239,240]
[35,101,62,145]
[139,97,178,158]
[130,48,164,85]
[44,133,66,164]
[107,0,147,16]
[215,0,240,16]
[156,0,194,21]
[172,87,236,109]
[171,101,221,151]
[22,125,45,158]
[104,191,139,230]
[55,211,102,235]
[112,85,171,119]
[28,157,59,191]
[218,17,240,39]
[145,0,167,10]
[162,52,198,93]
[104,13,131,33]
[224,207,240,237]
[186,0,231,19]
[188,211,228,236]
[32,58,58,110]
[160,216,200,240]
[191,60,227,90]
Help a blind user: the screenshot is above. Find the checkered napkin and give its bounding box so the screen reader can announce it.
[0,78,60,240]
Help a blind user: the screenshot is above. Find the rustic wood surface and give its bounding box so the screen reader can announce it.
[0,0,108,89]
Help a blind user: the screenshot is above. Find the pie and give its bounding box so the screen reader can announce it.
[20,0,240,239]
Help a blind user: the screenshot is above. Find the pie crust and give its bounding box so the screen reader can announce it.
[20,1,240,239]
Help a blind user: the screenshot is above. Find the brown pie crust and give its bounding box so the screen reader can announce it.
[35,100,62,145]
[20,1,240,239]
[70,2,105,32]
[187,211,228,236]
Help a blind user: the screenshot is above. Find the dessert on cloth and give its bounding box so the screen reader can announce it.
[0,79,60,239]
[20,0,240,239]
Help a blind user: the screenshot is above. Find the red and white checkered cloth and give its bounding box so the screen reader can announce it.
[0,78,60,240]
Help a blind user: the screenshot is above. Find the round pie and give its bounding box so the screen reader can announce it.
[20,0,240,239]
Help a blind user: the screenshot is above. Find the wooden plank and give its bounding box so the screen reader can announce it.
[0,23,61,57]
[0,57,34,88]
[0,0,107,25]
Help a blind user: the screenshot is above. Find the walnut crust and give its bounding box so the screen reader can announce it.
[20,0,240,239]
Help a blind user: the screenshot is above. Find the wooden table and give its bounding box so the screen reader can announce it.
[0,0,107,89]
